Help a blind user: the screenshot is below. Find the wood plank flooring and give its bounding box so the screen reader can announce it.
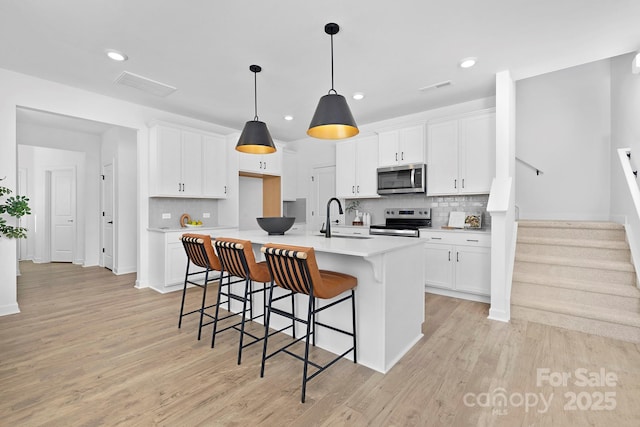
[1,262,639,426]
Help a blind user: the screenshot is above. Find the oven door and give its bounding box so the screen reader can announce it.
[377,164,426,194]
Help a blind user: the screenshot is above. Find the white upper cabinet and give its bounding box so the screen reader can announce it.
[282,150,297,202]
[378,125,425,167]
[427,110,495,196]
[336,135,379,199]
[238,149,282,176]
[202,134,228,198]
[149,122,227,198]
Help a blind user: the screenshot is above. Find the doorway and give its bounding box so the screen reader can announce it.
[102,162,114,270]
[48,168,76,262]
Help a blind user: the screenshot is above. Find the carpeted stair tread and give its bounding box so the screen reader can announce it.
[515,253,635,272]
[516,235,629,250]
[518,220,625,230]
[512,272,640,298]
[511,294,640,328]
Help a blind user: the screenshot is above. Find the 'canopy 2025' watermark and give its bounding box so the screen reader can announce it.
[463,367,618,416]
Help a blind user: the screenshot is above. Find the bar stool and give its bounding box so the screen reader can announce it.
[179,234,225,340]
[260,243,357,403]
[212,237,272,365]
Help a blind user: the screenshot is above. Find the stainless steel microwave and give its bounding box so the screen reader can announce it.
[377,163,426,195]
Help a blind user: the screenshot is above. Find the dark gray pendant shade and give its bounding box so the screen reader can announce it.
[236,64,276,154]
[307,93,359,139]
[236,119,275,154]
[307,22,359,140]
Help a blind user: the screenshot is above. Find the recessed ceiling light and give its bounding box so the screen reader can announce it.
[106,49,128,62]
[284,115,294,121]
[459,57,477,68]
[353,92,365,100]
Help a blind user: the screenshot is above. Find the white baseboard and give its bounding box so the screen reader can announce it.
[424,286,490,304]
[114,266,136,275]
[0,303,20,316]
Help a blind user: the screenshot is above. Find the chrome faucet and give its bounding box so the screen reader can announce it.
[325,197,343,238]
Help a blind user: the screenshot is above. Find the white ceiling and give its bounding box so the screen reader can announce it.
[3,1,640,141]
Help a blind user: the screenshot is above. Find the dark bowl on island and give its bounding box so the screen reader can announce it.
[256,217,295,235]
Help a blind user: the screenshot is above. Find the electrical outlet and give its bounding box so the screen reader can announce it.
[162,213,171,219]
[202,212,210,218]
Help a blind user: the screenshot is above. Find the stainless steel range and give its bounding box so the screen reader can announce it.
[369,208,431,237]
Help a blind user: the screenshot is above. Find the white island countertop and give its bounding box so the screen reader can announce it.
[207,228,425,257]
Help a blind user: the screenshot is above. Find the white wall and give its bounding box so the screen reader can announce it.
[101,126,138,274]
[238,176,263,230]
[18,123,102,265]
[516,59,612,220]
[610,52,640,281]
[0,67,237,316]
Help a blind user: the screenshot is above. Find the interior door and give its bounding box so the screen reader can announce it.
[18,168,28,260]
[50,169,76,262]
[310,165,338,231]
[102,163,114,271]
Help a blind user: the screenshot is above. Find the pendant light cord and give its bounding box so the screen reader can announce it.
[253,70,259,121]
[329,33,337,94]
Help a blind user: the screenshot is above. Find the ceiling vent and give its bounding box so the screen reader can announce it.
[115,71,177,97]
[418,80,452,92]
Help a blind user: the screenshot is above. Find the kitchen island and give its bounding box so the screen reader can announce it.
[209,228,425,374]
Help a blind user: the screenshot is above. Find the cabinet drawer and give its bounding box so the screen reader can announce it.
[421,231,490,247]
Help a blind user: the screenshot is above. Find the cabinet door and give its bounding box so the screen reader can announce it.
[427,120,459,195]
[282,150,297,201]
[181,130,203,196]
[155,126,183,195]
[262,150,282,176]
[378,131,400,167]
[424,244,455,289]
[167,241,188,286]
[398,125,425,165]
[238,152,261,173]
[336,141,357,198]
[454,246,491,295]
[355,136,379,197]
[202,134,227,198]
[459,112,495,194]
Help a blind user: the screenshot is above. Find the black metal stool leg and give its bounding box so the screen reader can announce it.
[351,289,357,363]
[178,260,191,329]
[301,293,315,403]
[261,281,276,378]
[211,268,228,348]
[237,276,251,365]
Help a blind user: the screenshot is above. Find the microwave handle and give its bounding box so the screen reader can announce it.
[410,169,416,188]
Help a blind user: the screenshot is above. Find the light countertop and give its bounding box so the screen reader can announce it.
[147,225,239,233]
[207,228,424,258]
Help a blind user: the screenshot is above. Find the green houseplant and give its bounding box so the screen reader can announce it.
[0,177,31,239]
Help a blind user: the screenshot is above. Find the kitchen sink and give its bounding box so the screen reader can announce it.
[315,234,372,240]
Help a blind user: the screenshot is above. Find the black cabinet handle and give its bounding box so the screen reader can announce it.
[448,251,451,261]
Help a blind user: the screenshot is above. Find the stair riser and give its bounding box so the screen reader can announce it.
[516,242,631,262]
[511,305,640,343]
[512,282,640,312]
[514,261,636,286]
[518,227,626,241]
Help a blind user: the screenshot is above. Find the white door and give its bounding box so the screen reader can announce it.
[102,163,114,271]
[50,169,76,262]
[310,165,338,231]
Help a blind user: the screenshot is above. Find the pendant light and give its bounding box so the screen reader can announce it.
[236,64,276,154]
[307,23,359,139]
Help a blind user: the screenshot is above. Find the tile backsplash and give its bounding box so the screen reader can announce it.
[344,194,491,229]
[149,197,219,229]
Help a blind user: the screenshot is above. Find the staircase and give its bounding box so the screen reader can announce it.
[511,220,640,342]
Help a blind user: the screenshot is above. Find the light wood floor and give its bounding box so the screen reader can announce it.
[2,262,640,426]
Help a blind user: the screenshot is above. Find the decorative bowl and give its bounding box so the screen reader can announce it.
[184,223,202,228]
[256,217,295,235]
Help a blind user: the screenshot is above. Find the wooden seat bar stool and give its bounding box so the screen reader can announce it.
[260,243,357,403]
[179,234,226,340]
[212,237,273,365]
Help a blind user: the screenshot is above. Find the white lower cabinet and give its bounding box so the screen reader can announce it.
[422,230,491,301]
[148,228,236,292]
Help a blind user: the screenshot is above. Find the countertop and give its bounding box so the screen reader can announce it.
[147,225,239,233]
[207,228,424,258]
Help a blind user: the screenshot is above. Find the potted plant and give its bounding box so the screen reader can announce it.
[0,177,31,239]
